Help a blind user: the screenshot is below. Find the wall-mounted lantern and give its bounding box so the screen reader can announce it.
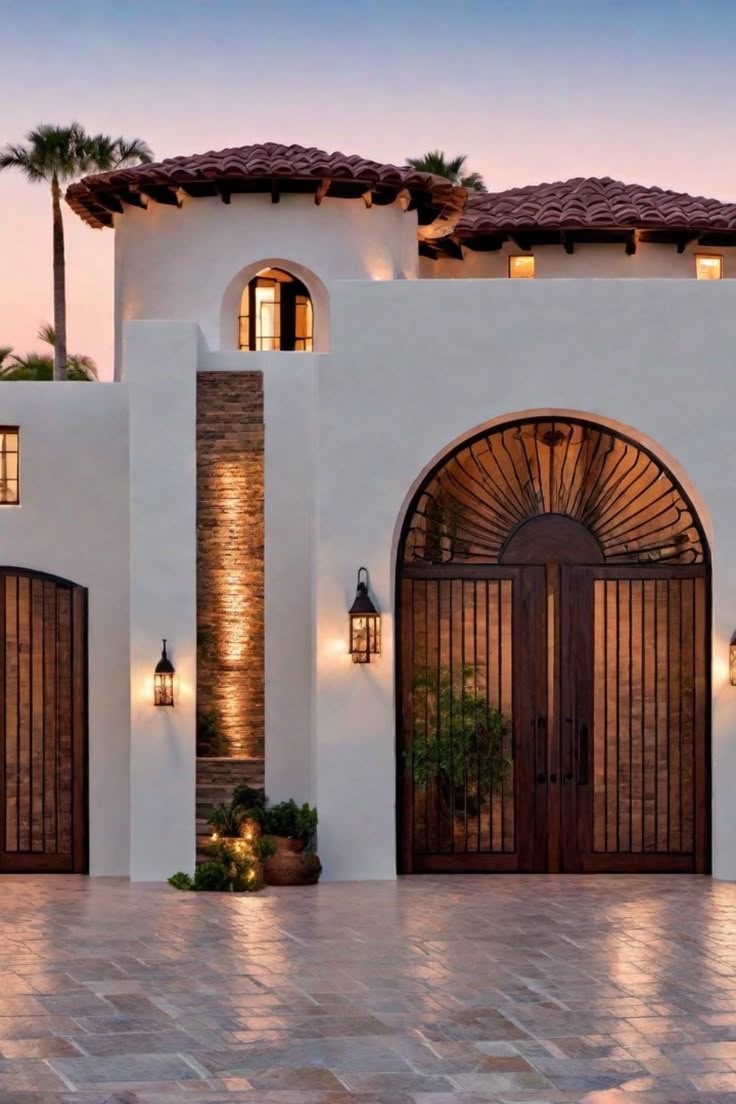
[730,631,736,686]
[349,567,381,664]
[154,639,175,706]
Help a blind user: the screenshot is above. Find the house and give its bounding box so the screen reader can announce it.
[2,142,735,882]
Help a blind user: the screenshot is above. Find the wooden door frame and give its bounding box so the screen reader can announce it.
[0,567,89,874]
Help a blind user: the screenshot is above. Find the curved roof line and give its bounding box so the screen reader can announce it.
[65,141,465,230]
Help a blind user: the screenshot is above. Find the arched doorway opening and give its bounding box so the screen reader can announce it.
[396,416,711,874]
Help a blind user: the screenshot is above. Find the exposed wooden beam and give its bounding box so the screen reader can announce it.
[510,234,532,251]
[271,179,280,204]
[625,230,637,256]
[362,189,373,209]
[313,178,331,206]
[216,182,232,205]
[561,231,575,255]
[418,241,438,260]
[139,185,181,208]
[676,233,698,254]
[396,188,411,212]
[120,188,148,210]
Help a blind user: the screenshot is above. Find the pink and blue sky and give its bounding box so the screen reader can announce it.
[1,0,735,380]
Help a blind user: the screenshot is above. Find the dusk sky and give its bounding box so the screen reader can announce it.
[1,0,736,380]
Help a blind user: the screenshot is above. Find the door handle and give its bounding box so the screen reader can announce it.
[577,723,589,786]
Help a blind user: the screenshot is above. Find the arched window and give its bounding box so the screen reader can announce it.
[238,267,313,351]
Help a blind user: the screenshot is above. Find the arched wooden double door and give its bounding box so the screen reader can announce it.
[0,569,88,873]
[397,418,710,874]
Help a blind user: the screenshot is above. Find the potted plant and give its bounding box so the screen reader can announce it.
[255,799,321,886]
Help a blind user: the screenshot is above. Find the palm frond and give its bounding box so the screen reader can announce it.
[37,323,55,347]
[406,150,487,191]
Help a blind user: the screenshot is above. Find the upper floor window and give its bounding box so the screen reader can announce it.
[238,267,314,351]
[695,254,723,280]
[509,255,535,279]
[0,428,19,505]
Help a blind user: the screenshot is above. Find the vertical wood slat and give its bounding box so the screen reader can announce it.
[17,576,30,853]
[43,582,57,854]
[5,576,17,852]
[31,577,44,852]
[72,587,86,871]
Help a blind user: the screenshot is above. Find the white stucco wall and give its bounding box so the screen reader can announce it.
[114,194,419,375]
[421,241,736,280]
[0,383,130,874]
[311,278,736,881]
[126,321,198,881]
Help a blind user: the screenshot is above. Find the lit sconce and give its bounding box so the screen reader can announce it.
[730,631,736,686]
[349,567,381,664]
[154,639,175,706]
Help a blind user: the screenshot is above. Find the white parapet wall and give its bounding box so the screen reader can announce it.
[311,277,736,881]
[0,382,130,874]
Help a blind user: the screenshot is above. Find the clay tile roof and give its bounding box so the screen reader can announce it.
[65,141,464,229]
[454,176,736,241]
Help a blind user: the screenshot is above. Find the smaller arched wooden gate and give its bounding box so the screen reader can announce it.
[0,569,87,873]
[397,418,710,874]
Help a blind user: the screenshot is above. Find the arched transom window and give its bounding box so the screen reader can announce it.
[238,267,313,351]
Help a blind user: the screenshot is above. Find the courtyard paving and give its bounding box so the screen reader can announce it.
[0,875,735,1104]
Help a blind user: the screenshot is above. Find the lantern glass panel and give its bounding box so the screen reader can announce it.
[730,642,736,687]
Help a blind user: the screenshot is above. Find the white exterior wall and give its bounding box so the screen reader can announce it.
[115,194,419,375]
[0,384,130,874]
[421,241,736,280]
[312,278,736,881]
[127,322,198,881]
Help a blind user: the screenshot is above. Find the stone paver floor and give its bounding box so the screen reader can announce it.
[0,875,735,1104]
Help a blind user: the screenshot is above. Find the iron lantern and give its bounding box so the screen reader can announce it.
[154,639,175,706]
[730,631,736,687]
[349,567,381,663]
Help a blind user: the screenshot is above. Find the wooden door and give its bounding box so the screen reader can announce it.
[0,569,88,873]
[559,566,709,873]
[398,565,547,873]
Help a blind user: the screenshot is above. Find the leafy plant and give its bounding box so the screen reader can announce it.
[168,871,193,891]
[0,124,152,379]
[408,665,511,799]
[232,783,266,815]
[196,708,228,758]
[405,150,487,192]
[207,801,248,838]
[193,860,232,892]
[254,836,277,863]
[261,800,318,843]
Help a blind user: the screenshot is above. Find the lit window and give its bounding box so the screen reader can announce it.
[239,267,314,351]
[509,255,535,279]
[0,428,19,505]
[696,254,723,280]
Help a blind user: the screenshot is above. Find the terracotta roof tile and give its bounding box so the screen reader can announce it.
[66,141,464,228]
[455,176,736,239]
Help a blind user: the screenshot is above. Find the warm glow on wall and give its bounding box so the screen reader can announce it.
[509,255,535,279]
[696,254,723,280]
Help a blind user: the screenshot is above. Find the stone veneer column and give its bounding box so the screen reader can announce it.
[196,372,264,758]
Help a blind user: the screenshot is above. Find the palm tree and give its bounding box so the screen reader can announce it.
[0,123,153,380]
[0,324,98,381]
[406,150,487,193]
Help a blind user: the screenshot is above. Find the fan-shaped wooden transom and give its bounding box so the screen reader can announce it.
[402,419,704,565]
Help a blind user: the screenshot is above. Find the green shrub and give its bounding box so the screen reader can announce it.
[262,799,318,843]
[168,871,193,891]
[207,801,248,838]
[254,836,277,862]
[193,860,232,892]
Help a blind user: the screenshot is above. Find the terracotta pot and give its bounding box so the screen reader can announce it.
[263,835,320,885]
